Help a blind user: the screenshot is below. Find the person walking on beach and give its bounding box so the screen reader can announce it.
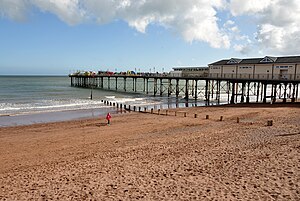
[106,112,111,125]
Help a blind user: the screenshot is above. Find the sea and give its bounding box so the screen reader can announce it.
[0,76,224,127]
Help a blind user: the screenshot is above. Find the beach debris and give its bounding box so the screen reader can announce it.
[267,120,273,126]
[184,112,187,117]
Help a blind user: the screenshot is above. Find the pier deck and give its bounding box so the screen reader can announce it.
[69,74,300,104]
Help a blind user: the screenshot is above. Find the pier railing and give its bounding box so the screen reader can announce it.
[70,72,300,81]
[208,73,300,81]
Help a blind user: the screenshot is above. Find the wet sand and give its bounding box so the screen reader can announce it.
[0,104,299,200]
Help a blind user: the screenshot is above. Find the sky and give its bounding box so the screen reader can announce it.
[1,0,300,75]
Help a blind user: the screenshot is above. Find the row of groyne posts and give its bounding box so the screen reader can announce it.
[101,99,274,126]
[70,75,300,103]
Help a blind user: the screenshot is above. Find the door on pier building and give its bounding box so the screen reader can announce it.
[280,69,288,80]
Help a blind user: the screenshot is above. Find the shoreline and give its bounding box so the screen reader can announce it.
[1,101,299,128]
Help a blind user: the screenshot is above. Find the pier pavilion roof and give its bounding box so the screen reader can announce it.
[209,56,300,66]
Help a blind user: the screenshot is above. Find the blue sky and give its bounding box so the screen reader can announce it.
[1,0,300,75]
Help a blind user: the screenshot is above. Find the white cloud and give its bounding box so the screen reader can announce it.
[0,0,230,49]
[223,20,252,54]
[31,0,86,25]
[82,0,230,48]
[229,0,300,55]
[0,0,28,21]
[230,0,272,16]
[234,44,251,55]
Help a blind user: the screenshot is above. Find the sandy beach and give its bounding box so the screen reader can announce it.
[0,104,299,200]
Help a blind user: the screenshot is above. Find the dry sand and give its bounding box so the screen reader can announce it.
[0,104,299,200]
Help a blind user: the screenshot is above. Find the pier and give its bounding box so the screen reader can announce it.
[69,74,300,104]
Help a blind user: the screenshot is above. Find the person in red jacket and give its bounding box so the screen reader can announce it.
[106,113,111,125]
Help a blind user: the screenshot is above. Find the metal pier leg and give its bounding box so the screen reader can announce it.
[227,81,230,103]
[296,84,299,101]
[211,80,214,99]
[115,77,118,90]
[235,82,239,103]
[176,79,179,98]
[279,84,282,99]
[230,82,235,104]
[191,80,194,97]
[261,82,264,101]
[185,79,189,100]
[241,82,245,103]
[124,77,126,92]
[146,78,149,94]
[154,78,157,96]
[246,82,250,103]
[195,80,198,100]
[263,83,267,103]
[291,83,296,102]
[168,79,171,97]
[205,80,208,101]
[283,83,287,103]
[134,77,137,92]
[108,77,110,90]
[132,78,134,91]
[160,78,163,96]
[273,84,277,103]
[215,80,219,101]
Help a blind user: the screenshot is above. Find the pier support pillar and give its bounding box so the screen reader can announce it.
[263,83,267,103]
[256,82,260,102]
[146,78,149,94]
[115,77,118,91]
[195,80,198,100]
[291,83,296,102]
[185,79,189,100]
[241,82,245,103]
[176,79,179,98]
[283,83,287,103]
[154,78,157,96]
[273,84,277,103]
[296,83,299,101]
[246,82,250,103]
[124,77,127,92]
[168,79,172,97]
[160,78,163,96]
[230,82,235,104]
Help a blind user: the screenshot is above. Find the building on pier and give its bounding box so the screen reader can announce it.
[170,66,208,77]
[208,56,300,80]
